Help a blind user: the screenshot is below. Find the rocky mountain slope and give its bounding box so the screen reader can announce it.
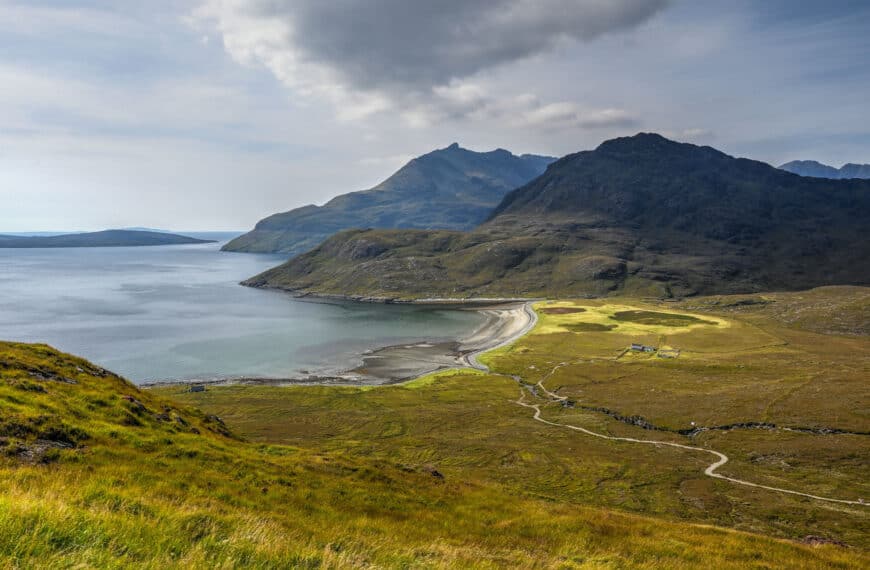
[223,143,554,255]
[0,229,213,248]
[780,160,870,179]
[244,133,870,299]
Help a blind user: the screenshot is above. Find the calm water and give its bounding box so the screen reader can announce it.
[0,241,484,383]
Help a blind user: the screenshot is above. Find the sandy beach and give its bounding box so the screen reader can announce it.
[352,301,537,381]
[143,301,537,389]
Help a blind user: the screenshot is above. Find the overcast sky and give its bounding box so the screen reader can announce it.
[2,0,869,231]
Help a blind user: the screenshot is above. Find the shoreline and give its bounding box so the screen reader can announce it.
[241,282,536,306]
[142,300,538,390]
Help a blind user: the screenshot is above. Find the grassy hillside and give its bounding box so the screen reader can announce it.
[244,134,870,300]
[162,287,870,563]
[223,144,554,256]
[0,230,213,248]
[2,334,867,567]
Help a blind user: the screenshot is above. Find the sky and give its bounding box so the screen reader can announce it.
[1,0,869,231]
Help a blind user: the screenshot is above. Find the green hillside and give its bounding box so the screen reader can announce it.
[223,144,554,256]
[2,320,868,567]
[160,286,870,564]
[244,134,870,300]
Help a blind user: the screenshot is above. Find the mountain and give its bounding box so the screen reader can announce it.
[244,133,870,300]
[222,143,555,256]
[780,160,870,179]
[840,163,870,178]
[0,229,214,248]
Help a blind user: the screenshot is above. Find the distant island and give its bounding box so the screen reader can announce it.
[0,229,215,248]
[779,160,870,179]
[223,143,555,256]
[244,133,870,300]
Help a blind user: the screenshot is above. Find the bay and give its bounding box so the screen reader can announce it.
[0,241,484,383]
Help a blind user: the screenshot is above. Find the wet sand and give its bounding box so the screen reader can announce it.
[143,301,537,389]
[354,301,537,380]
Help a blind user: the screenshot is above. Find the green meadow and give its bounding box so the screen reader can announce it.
[0,286,867,567]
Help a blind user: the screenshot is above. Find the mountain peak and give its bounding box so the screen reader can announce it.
[260,137,870,300]
[596,132,671,151]
[224,143,555,255]
[779,160,869,179]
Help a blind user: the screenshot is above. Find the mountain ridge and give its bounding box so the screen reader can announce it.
[779,159,870,179]
[244,133,870,300]
[222,143,555,256]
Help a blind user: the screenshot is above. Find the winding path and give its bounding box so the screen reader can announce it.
[448,301,865,506]
[516,378,867,507]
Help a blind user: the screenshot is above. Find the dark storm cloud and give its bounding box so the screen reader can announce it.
[248,0,670,89]
[4,1,870,231]
[194,0,668,124]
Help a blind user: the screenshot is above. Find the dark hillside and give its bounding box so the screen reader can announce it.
[246,134,870,299]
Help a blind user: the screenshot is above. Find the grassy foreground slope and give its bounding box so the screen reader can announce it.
[164,286,870,561]
[3,344,865,567]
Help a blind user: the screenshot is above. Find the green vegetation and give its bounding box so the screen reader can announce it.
[565,322,617,332]
[223,143,553,255]
[609,310,718,326]
[244,134,870,300]
[5,340,867,567]
[162,287,869,563]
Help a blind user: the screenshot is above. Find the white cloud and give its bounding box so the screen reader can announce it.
[513,102,638,130]
[356,154,416,168]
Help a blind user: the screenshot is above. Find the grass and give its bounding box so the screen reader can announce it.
[162,287,869,558]
[1,286,868,567]
[609,310,719,327]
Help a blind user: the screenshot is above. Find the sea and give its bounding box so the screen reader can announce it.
[0,238,484,384]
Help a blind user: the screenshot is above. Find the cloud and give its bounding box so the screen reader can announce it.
[356,154,416,168]
[658,128,715,144]
[191,0,667,126]
[512,101,639,130]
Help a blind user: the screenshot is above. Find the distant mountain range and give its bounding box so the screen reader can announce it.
[0,230,214,248]
[244,133,870,300]
[223,143,555,256]
[779,160,870,179]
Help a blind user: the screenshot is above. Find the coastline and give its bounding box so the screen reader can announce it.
[142,300,538,389]
[241,282,534,306]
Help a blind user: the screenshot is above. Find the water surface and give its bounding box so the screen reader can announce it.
[0,242,484,383]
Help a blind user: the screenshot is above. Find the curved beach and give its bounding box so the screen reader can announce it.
[144,301,538,388]
[353,301,537,382]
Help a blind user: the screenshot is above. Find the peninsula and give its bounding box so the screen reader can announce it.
[0,229,215,248]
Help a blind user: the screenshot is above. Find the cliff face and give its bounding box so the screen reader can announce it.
[222,143,554,256]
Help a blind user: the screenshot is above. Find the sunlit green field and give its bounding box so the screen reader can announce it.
[0,286,867,567]
[163,286,870,554]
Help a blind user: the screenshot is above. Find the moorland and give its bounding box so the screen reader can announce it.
[0,286,867,568]
[156,286,869,563]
